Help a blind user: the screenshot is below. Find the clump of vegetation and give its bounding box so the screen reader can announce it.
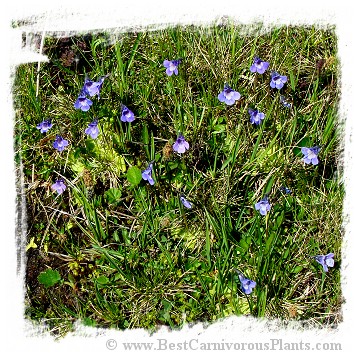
[15,24,342,337]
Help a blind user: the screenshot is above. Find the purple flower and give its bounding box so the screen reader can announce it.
[36,119,53,133]
[120,105,135,123]
[51,179,66,195]
[280,95,292,108]
[280,186,292,194]
[173,134,189,154]
[163,59,181,76]
[142,162,155,185]
[248,109,265,125]
[250,57,269,74]
[83,75,108,99]
[180,196,193,209]
[238,273,256,295]
[53,135,69,152]
[218,85,241,105]
[85,119,99,139]
[301,146,321,165]
[255,196,271,215]
[270,71,288,89]
[74,92,93,112]
[314,253,334,272]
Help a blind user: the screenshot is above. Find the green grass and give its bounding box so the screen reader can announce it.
[15,24,342,337]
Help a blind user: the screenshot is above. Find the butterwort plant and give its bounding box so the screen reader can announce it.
[163,58,181,76]
[53,135,69,152]
[82,74,108,99]
[238,272,256,295]
[270,71,288,89]
[173,134,189,154]
[301,146,321,165]
[51,179,66,195]
[74,91,93,112]
[180,196,193,209]
[280,186,292,194]
[120,105,135,123]
[280,95,292,108]
[248,108,265,125]
[255,196,271,215]
[250,57,269,74]
[218,84,241,105]
[36,119,53,133]
[314,253,335,272]
[85,119,99,139]
[142,162,155,185]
